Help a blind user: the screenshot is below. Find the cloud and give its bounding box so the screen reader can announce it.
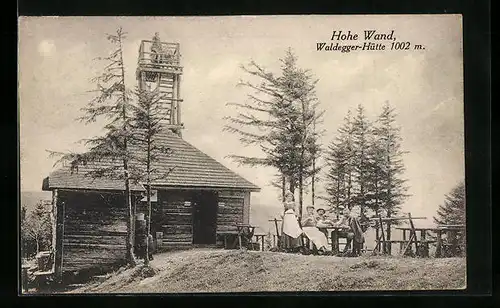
[37,40,56,56]
[207,58,240,81]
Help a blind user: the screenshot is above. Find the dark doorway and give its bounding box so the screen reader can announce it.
[192,191,218,245]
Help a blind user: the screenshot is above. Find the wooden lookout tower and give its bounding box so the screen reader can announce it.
[136,32,184,136]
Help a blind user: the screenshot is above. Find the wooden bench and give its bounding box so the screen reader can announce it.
[218,225,262,251]
[376,239,436,256]
[33,270,55,291]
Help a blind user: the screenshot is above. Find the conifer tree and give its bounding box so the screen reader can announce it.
[372,101,409,244]
[224,49,323,219]
[433,181,466,226]
[50,27,137,265]
[433,181,466,253]
[351,105,372,221]
[129,87,175,266]
[325,110,355,217]
[24,201,52,255]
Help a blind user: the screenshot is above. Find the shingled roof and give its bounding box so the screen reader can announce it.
[42,130,260,192]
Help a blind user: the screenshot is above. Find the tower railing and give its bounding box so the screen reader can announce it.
[137,40,182,72]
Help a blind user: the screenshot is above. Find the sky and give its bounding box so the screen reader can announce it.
[18,15,464,227]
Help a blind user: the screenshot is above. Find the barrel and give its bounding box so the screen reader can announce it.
[156,232,163,248]
[21,265,29,292]
[135,219,147,246]
[36,251,51,272]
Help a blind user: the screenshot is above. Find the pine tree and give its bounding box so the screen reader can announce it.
[351,105,372,221]
[50,27,136,265]
[21,205,30,258]
[325,110,355,218]
[433,181,466,226]
[372,101,409,245]
[433,181,466,252]
[25,201,52,255]
[129,87,175,266]
[224,49,323,219]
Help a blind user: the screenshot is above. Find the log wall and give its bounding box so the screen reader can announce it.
[156,191,193,247]
[129,189,250,248]
[217,190,245,232]
[58,191,128,273]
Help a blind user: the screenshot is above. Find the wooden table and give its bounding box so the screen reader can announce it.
[218,230,259,250]
[328,227,351,254]
[434,225,465,258]
[218,230,240,249]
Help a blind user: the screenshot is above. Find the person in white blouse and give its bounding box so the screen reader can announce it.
[280,191,302,252]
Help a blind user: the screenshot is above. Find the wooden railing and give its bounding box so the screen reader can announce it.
[137,40,182,68]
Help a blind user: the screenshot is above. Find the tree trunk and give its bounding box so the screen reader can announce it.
[347,172,352,210]
[311,173,315,207]
[125,175,135,266]
[311,160,315,208]
[145,132,152,267]
[145,184,151,266]
[360,182,365,220]
[298,170,303,221]
[35,234,40,255]
[336,174,341,219]
[289,177,296,194]
[281,174,286,202]
[386,211,392,254]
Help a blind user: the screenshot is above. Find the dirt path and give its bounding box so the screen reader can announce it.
[66,249,466,293]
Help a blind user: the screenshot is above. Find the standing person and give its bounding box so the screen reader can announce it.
[280,191,303,252]
[147,233,155,261]
[150,32,163,63]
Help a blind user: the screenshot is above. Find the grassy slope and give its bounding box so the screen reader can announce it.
[66,249,466,293]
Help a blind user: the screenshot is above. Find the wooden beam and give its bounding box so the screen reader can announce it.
[408,213,419,253]
[51,189,58,275]
[60,200,65,276]
[378,215,386,254]
[151,185,260,192]
[54,188,145,194]
[170,74,176,125]
[369,216,427,221]
[401,233,416,256]
[177,74,182,127]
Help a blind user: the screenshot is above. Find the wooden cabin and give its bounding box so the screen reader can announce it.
[42,130,260,280]
[40,34,260,281]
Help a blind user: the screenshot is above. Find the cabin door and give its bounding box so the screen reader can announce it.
[192,191,218,245]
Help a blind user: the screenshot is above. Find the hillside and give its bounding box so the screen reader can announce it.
[249,203,283,234]
[64,249,466,293]
[20,191,52,213]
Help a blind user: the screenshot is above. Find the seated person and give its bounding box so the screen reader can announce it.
[331,206,365,256]
[301,205,317,227]
[316,208,335,233]
[301,205,329,254]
